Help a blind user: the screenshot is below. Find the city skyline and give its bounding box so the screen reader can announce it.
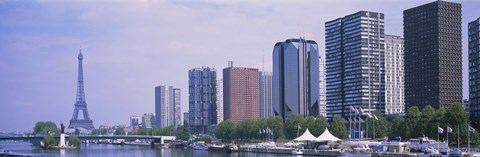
[0,0,478,132]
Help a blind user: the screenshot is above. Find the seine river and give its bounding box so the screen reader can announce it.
[0,141,292,157]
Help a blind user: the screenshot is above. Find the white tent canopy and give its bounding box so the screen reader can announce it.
[293,128,319,142]
[317,128,341,142]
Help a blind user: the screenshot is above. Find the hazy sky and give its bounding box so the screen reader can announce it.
[0,0,478,132]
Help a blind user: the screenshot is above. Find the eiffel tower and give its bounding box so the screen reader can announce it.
[68,50,95,130]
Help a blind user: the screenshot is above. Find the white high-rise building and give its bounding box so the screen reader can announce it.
[319,56,327,117]
[155,85,181,128]
[385,35,404,114]
[216,79,224,124]
[259,71,273,118]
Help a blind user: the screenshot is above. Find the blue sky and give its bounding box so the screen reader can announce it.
[0,0,478,132]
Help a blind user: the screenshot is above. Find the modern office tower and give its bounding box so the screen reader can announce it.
[155,85,181,128]
[130,115,140,129]
[469,18,480,129]
[273,38,320,121]
[188,67,217,134]
[224,61,260,123]
[141,113,155,128]
[259,71,273,118]
[384,35,405,114]
[404,1,462,109]
[325,11,385,118]
[216,79,224,123]
[319,56,327,117]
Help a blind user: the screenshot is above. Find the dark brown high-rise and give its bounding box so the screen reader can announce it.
[404,0,462,109]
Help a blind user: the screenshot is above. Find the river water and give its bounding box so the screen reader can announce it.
[0,141,292,157]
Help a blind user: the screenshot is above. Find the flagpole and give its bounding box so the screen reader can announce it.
[447,126,449,153]
[468,127,470,154]
[458,125,460,150]
[438,126,440,153]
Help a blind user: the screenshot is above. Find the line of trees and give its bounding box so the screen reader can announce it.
[213,103,479,144]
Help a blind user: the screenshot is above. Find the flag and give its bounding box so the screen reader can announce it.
[259,129,262,134]
[447,127,453,133]
[438,127,444,134]
[469,126,476,132]
[373,114,378,120]
[359,107,365,113]
[298,124,301,129]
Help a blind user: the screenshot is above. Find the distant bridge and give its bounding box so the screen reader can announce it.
[0,135,176,144]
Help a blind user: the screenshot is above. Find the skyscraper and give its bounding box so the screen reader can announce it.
[273,38,320,121]
[384,35,404,114]
[188,67,217,134]
[142,113,155,128]
[216,79,224,124]
[224,62,259,123]
[325,11,385,118]
[130,115,140,129]
[404,1,462,109]
[259,71,273,118]
[319,56,327,117]
[469,17,480,129]
[155,85,181,128]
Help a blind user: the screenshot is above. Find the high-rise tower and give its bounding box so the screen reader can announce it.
[404,1,462,109]
[469,17,480,129]
[68,50,95,130]
[325,11,385,118]
[273,38,320,121]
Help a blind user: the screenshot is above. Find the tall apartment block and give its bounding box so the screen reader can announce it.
[404,1,462,109]
[130,115,140,129]
[216,79,224,123]
[273,38,320,121]
[223,62,259,123]
[259,71,273,118]
[319,56,327,117]
[384,35,404,114]
[325,11,385,118]
[469,18,480,129]
[188,67,217,134]
[155,85,181,128]
[141,113,155,128]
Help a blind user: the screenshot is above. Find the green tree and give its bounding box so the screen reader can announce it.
[33,121,60,135]
[68,136,81,148]
[329,115,348,139]
[446,102,469,144]
[285,114,305,139]
[266,116,284,140]
[389,117,406,138]
[91,129,107,135]
[235,119,258,140]
[420,105,436,138]
[176,120,190,141]
[215,120,236,141]
[405,106,421,139]
[42,135,55,148]
[367,111,388,138]
[74,129,80,135]
[114,128,126,135]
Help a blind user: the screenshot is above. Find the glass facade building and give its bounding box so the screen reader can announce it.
[469,18,480,129]
[404,1,462,109]
[325,11,385,118]
[273,38,320,121]
[188,67,217,134]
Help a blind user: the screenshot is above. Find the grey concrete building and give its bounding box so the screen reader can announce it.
[259,71,273,118]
